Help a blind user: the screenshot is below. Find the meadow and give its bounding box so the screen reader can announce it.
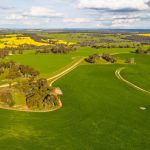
[0,32,150,149]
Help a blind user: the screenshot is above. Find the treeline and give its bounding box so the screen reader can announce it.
[77,40,138,49]
[134,47,150,54]
[36,44,76,54]
[0,49,9,58]
[24,34,48,43]
[0,61,39,80]
[0,43,77,59]
[24,33,60,45]
[124,35,150,44]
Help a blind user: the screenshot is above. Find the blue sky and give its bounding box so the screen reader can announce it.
[0,0,150,29]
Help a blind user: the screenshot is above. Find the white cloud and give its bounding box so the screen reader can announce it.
[111,18,140,27]
[64,17,91,23]
[28,6,63,17]
[5,14,25,20]
[78,0,150,11]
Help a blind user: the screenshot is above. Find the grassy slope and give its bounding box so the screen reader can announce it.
[0,64,149,150]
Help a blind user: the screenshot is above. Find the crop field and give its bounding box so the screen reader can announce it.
[0,34,48,48]
[139,34,150,37]
[5,47,133,77]
[0,63,150,149]
[0,32,150,150]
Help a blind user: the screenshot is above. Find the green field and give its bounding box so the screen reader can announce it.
[117,53,150,91]
[0,61,150,149]
[5,47,133,77]
[0,33,150,149]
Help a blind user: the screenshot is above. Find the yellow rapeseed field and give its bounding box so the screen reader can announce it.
[57,40,75,45]
[138,34,150,37]
[0,34,75,49]
[0,35,49,49]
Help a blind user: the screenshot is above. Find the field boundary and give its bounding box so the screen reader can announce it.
[0,102,62,113]
[115,67,150,95]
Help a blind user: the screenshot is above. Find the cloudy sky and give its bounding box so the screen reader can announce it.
[0,0,150,29]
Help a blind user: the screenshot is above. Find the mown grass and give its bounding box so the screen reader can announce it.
[0,64,149,150]
[117,53,150,91]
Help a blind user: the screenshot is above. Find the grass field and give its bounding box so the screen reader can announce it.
[5,47,133,77]
[117,53,150,91]
[0,33,150,150]
[0,62,150,149]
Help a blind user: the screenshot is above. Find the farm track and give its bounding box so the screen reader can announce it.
[0,57,84,88]
[48,57,84,86]
[115,67,150,95]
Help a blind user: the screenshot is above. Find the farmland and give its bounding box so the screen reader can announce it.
[0,32,150,149]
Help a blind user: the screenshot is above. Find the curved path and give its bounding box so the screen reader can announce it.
[115,67,150,95]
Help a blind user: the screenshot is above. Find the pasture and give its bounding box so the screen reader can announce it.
[0,32,150,149]
[0,61,150,149]
[6,47,133,77]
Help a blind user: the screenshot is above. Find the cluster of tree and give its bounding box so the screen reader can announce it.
[124,35,150,44]
[0,49,9,58]
[135,47,150,54]
[91,44,136,49]
[101,54,117,63]
[99,39,117,43]
[4,44,37,54]
[24,34,49,43]
[77,40,137,49]
[21,78,60,109]
[85,54,99,63]
[0,61,39,80]
[36,44,76,54]
[24,33,60,44]
[85,53,117,64]
[77,40,96,47]
[0,88,15,107]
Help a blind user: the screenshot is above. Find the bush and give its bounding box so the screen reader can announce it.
[85,54,99,64]
[0,89,15,107]
[101,54,117,63]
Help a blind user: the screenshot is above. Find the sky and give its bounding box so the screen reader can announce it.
[0,0,150,29]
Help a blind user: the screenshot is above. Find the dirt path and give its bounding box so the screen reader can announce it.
[48,57,84,86]
[0,82,17,88]
[115,67,150,95]
[0,58,84,89]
